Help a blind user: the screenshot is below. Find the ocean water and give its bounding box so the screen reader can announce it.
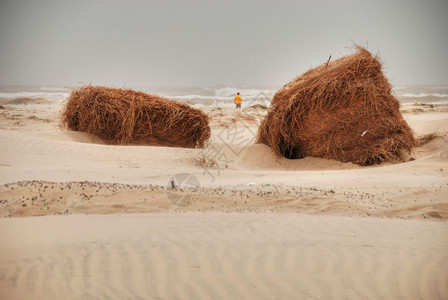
[0,86,71,106]
[158,86,277,109]
[0,85,447,108]
[392,85,448,105]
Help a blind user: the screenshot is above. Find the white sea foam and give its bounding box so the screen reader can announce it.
[161,86,275,108]
[215,87,275,99]
[165,87,275,102]
[392,86,407,91]
[0,92,69,103]
[2,85,446,107]
[168,95,231,101]
[402,93,448,98]
[39,86,71,92]
[401,100,448,105]
[0,91,69,100]
[192,99,270,109]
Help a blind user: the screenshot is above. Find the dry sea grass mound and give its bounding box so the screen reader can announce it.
[257,47,415,166]
[61,86,210,148]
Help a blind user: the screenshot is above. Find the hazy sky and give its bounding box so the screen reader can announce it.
[0,0,447,88]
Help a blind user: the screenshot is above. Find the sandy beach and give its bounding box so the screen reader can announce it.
[1,101,448,299]
[1,213,447,299]
[2,0,448,298]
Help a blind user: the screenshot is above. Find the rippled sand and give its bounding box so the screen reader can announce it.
[1,213,447,299]
[0,103,447,299]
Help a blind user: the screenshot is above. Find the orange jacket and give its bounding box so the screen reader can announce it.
[234,94,242,104]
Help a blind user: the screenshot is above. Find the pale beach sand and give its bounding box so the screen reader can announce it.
[1,213,447,299]
[0,101,447,299]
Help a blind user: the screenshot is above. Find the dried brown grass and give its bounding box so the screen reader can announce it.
[60,86,210,148]
[257,46,415,166]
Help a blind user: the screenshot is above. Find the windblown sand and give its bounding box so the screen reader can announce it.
[1,213,447,299]
[0,101,447,299]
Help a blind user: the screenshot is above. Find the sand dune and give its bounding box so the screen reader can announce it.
[405,112,448,135]
[1,103,448,299]
[237,144,358,170]
[1,213,447,300]
[0,106,447,219]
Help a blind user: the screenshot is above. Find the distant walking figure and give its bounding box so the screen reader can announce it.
[234,92,242,109]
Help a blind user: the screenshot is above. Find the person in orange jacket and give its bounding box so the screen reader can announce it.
[234,92,242,109]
